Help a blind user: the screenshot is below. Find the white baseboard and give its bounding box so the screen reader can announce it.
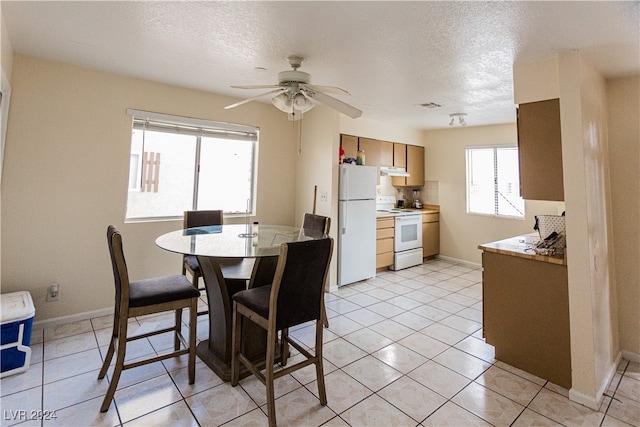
[569,388,601,411]
[435,254,482,269]
[621,349,640,363]
[33,307,113,331]
[569,352,622,411]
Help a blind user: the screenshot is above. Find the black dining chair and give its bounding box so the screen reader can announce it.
[182,210,253,316]
[302,213,331,329]
[230,238,334,427]
[182,210,222,316]
[98,225,199,412]
[302,212,331,237]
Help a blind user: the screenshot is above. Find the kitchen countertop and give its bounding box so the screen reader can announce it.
[376,206,440,219]
[478,233,567,266]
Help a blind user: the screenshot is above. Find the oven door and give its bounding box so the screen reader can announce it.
[394,215,423,252]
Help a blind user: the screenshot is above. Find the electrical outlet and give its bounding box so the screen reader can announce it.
[319,191,328,202]
[47,283,60,302]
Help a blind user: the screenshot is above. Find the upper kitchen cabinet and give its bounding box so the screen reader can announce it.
[359,137,393,167]
[517,98,564,201]
[393,144,425,187]
[341,134,358,159]
[393,143,406,168]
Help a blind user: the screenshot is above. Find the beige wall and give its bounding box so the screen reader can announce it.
[1,54,299,322]
[515,51,621,409]
[424,124,563,264]
[0,11,14,288]
[339,116,424,147]
[1,12,13,82]
[557,51,619,408]
[295,105,341,289]
[607,76,640,358]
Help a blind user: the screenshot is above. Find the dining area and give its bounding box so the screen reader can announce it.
[4,235,631,427]
[97,210,333,426]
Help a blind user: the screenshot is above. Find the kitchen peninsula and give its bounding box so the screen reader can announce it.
[479,235,571,388]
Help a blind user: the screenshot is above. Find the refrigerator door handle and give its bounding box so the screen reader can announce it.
[340,166,348,200]
[340,201,347,234]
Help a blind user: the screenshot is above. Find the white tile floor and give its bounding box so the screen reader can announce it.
[2,258,638,426]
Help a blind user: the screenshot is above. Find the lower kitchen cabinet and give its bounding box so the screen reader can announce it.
[376,217,394,269]
[481,249,571,389]
[422,212,439,258]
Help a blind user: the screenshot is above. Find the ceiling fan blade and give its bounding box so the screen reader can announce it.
[231,84,281,90]
[304,84,351,96]
[304,89,362,119]
[224,88,286,110]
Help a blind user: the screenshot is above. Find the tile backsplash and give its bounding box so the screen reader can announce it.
[377,177,439,207]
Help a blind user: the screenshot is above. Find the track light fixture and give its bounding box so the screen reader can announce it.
[449,113,467,126]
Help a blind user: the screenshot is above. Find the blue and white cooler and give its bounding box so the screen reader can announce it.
[1,291,35,377]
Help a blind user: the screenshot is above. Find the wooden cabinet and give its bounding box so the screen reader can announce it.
[481,250,571,388]
[517,98,564,201]
[422,212,439,258]
[341,134,358,159]
[376,217,394,269]
[358,137,393,167]
[407,145,425,187]
[341,134,425,188]
[393,144,425,187]
[393,143,406,168]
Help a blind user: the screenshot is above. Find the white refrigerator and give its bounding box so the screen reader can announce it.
[338,165,377,286]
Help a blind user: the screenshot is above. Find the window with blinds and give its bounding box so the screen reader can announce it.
[466,146,525,219]
[125,109,259,221]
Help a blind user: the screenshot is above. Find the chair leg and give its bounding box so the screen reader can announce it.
[98,337,116,380]
[280,328,290,366]
[230,303,241,386]
[322,305,329,328]
[315,319,327,406]
[188,299,197,384]
[98,314,119,379]
[100,323,128,412]
[193,273,209,317]
[266,326,278,427]
[174,308,183,351]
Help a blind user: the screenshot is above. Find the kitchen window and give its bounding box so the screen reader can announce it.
[125,109,259,221]
[466,146,525,219]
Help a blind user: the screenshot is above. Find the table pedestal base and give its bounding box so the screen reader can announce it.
[194,256,280,382]
[196,340,280,382]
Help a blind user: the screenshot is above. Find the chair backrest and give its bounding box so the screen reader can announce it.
[106,225,130,315]
[270,238,333,330]
[302,213,331,236]
[184,210,223,229]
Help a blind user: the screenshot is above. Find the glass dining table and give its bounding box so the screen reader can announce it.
[156,223,325,381]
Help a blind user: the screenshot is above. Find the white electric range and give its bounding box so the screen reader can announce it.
[376,196,423,270]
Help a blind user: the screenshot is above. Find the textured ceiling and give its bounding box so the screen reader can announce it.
[2,1,638,129]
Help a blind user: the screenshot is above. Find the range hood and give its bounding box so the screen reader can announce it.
[379,166,410,177]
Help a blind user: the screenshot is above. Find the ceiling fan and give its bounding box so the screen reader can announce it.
[224,55,362,121]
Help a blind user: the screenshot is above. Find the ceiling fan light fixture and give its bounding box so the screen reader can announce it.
[226,55,362,119]
[293,93,307,108]
[293,92,314,112]
[272,93,292,113]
